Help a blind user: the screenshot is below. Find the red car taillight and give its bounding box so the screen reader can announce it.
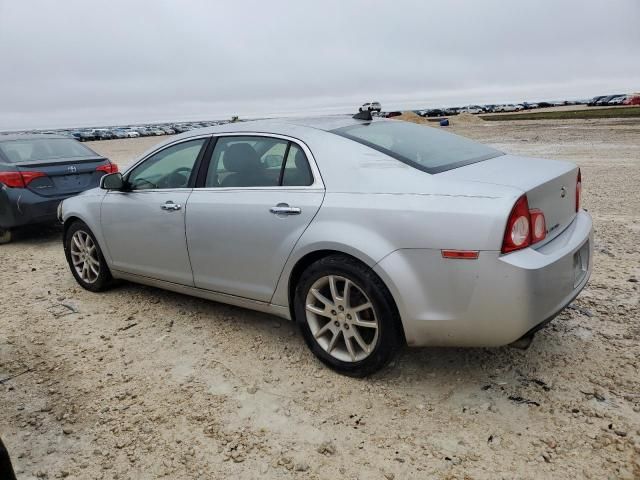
[502,195,531,254]
[501,195,548,254]
[529,209,546,243]
[96,162,118,174]
[576,168,582,212]
[0,171,46,188]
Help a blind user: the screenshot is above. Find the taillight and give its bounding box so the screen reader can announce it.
[501,195,549,254]
[502,195,531,253]
[0,171,45,188]
[530,209,546,243]
[96,162,118,174]
[576,168,582,212]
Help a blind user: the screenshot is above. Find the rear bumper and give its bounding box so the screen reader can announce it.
[0,186,73,229]
[374,210,593,347]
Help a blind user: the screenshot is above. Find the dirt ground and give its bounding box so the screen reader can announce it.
[1,117,639,479]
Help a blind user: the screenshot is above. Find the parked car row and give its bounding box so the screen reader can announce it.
[413,94,638,118]
[17,120,231,143]
[587,94,638,106]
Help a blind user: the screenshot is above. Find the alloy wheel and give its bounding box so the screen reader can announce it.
[305,275,379,362]
[70,230,100,284]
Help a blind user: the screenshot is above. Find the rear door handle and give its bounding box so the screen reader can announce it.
[270,203,301,216]
[161,201,182,211]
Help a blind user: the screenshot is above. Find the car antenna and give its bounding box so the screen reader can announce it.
[352,110,373,121]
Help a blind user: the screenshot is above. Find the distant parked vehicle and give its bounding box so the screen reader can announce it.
[607,95,627,105]
[111,130,127,139]
[359,102,382,113]
[587,96,606,106]
[75,131,95,141]
[0,135,117,243]
[595,95,624,106]
[623,95,640,105]
[91,129,114,140]
[124,130,140,138]
[495,104,521,113]
[459,106,483,114]
[423,109,445,117]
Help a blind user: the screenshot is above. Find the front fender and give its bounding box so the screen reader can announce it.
[61,191,111,265]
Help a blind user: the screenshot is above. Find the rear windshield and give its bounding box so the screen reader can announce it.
[0,138,96,163]
[331,121,503,173]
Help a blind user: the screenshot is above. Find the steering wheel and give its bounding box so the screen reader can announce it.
[160,166,192,188]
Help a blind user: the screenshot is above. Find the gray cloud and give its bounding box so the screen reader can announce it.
[0,0,638,129]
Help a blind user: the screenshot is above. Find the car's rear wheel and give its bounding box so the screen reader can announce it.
[294,254,403,377]
[0,229,12,245]
[64,221,113,292]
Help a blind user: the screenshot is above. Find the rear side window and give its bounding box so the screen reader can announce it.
[0,138,95,163]
[204,136,313,188]
[331,121,502,173]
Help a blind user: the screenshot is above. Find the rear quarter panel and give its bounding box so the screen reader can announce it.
[270,191,517,307]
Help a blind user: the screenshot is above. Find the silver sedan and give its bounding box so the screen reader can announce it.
[59,116,593,376]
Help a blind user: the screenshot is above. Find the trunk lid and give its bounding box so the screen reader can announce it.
[16,156,110,197]
[438,154,579,243]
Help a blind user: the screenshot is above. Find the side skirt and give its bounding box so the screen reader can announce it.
[112,270,291,320]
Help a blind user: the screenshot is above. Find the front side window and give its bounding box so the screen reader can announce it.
[127,139,205,190]
[205,136,313,188]
[331,121,503,173]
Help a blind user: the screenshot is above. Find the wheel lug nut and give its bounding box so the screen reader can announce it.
[334,321,340,327]
[338,306,344,311]
[344,324,350,329]
[331,310,337,316]
[346,314,352,320]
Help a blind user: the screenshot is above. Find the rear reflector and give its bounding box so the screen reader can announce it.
[576,168,582,212]
[96,162,118,174]
[441,250,479,260]
[0,171,46,188]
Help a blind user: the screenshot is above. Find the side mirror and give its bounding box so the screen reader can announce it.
[100,172,124,190]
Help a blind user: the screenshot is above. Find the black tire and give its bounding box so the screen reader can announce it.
[294,254,404,377]
[0,229,12,245]
[63,220,113,292]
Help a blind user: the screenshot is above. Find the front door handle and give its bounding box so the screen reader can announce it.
[161,201,182,211]
[270,203,301,216]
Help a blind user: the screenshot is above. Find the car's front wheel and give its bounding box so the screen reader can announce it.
[64,221,113,292]
[294,254,403,377]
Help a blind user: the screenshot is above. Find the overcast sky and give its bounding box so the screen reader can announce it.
[1,0,639,130]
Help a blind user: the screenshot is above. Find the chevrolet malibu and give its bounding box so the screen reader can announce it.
[58,117,592,376]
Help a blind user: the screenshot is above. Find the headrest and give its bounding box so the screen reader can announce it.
[2,148,22,163]
[223,143,259,173]
[294,148,307,169]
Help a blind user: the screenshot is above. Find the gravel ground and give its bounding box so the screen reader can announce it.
[1,118,639,479]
